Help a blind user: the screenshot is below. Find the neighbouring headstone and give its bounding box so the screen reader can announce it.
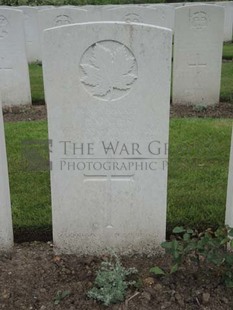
[226,128,233,228]
[37,6,54,10]
[216,2,233,42]
[172,5,224,106]
[59,5,77,8]
[38,7,87,57]
[142,4,175,30]
[0,99,14,253]
[43,22,172,255]
[0,8,31,107]
[18,6,41,63]
[87,5,175,31]
[81,5,122,21]
[168,3,186,8]
[155,4,175,30]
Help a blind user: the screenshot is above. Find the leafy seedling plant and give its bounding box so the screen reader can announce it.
[150,226,233,287]
[87,253,138,306]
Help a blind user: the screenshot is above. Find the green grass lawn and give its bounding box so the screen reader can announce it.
[5,118,232,234]
[221,62,233,102]
[168,118,232,231]
[5,121,51,232]
[29,63,45,103]
[223,43,233,60]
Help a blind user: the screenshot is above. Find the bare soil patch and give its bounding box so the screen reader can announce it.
[170,102,233,118]
[3,104,47,122]
[2,102,233,123]
[0,242,232,310]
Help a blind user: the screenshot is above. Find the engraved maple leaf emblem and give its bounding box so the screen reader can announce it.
[80,43,137,100]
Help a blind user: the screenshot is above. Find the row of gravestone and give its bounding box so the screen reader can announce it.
[1,5,175,64]
[171,1,233,42]
[0,4,227,107]
[1,3,233,64]
[0,17,233,255]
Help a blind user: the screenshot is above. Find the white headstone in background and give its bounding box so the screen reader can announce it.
[232,2,233,41]
[0,9,31,107]
[226,128,233,228]
[87,5,174,31]
[216,2,233,42]
[81,4,123,21]
[43,22,172,255]
[141,4,175,30]
[168,3,185,7]
[38,7,87,57]
[0,99,13,253]
[37,6,55,10]
[18,6,41,63]
[155,4,175,30]
[173,5,224,106]
[59,5,77,8]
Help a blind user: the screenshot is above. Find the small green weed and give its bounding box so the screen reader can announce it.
[192,105,207,112]
[54,290,71,305]
[87,254,138,306]
[150,226,233,287]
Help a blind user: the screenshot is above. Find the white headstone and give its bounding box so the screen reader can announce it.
[38,7,87,57]
[82,5,121,21]
[59,5,77,8]
[37,6,55,10]
[216,2,233,42]
[43,22,172,255]
[87,5,174,31]
[0,99,13,253]
[232,3,233,41]
[226,128,233,228]
[172,5,224,106]
[142,4,175,30]
[155,4,175,31]
[18,6,41,63]
[168,3,185,8]
[0,8,31,107]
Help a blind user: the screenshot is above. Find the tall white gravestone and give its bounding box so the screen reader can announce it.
[0,8,31,107]
[226,128,233,228]
[18,6,41,63]
[0,99,14,253]
[172,5,224,106]
[43,22,172,255]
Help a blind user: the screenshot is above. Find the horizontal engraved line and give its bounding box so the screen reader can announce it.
[84,174,135,178]
[110,174,134,178]
[60,157,167,160]
[84,174,107,178]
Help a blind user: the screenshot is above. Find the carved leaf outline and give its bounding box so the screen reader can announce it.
[80,43,137,98]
